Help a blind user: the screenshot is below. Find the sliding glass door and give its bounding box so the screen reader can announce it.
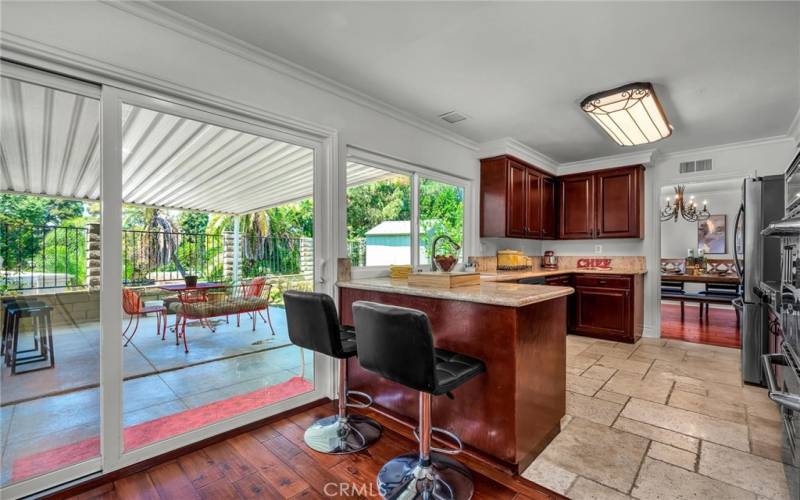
[0,65,103,489]
[1,64,332,498]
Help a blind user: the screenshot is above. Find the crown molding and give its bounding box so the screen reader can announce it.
[477,137,559,173]
[788,105,800,147]
[101,0,478,152]
[657,135,794,161]
[558,149,656,175]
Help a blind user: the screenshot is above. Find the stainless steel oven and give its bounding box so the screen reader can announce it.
[785,150,800,217]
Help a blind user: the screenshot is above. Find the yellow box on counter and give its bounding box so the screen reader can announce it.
[389,265,413,280]
[407,271,480,289]
[497,250,529,270]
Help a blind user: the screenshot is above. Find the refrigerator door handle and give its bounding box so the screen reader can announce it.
[733,203,745,281]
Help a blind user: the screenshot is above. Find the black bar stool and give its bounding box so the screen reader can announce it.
[352,301,486,500]
[284,290,382,454]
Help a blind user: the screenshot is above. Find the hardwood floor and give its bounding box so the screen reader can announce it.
[660,302,740,348]
[65,403,561,500]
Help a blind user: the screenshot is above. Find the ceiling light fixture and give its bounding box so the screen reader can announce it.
[581,82,672,146]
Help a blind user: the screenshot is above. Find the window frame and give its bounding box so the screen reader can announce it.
[345,147,472,279]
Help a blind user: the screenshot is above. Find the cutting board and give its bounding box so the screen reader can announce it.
[407,271,480,289]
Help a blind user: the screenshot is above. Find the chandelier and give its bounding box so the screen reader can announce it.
[661,185,710,222]
[581,82,672,146]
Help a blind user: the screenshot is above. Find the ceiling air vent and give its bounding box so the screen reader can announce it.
[679,158,712,174]
[439,111,468,124]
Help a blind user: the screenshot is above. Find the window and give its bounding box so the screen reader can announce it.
[346,162,412,266]
[419,178,465,267]
[346,151,468,270]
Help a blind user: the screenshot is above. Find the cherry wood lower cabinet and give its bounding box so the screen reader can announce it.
[570,273,644,343]
[339,287,567,474]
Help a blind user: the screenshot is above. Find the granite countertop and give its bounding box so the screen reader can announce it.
[337,277,573,307]
[481,268,647,282]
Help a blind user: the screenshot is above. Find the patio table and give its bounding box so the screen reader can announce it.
[157,282,227,332]
[156,282,227,292]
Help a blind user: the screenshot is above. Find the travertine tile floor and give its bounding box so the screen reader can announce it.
[523,335,800,499]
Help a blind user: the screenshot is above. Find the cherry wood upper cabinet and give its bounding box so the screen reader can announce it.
[559,173,595,239]
[541,176,557,240]
[525,168,542,238]
[595,166,644,238]
[479,155,556,239]
[558,165,644,240]
[507,160,527,237]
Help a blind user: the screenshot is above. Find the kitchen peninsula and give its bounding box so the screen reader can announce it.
[337,277,573,474]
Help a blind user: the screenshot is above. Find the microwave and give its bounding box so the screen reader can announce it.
[786,150,800,217]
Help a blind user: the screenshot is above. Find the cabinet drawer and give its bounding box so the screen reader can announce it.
[574,274,631,289]
[545,275,571,286]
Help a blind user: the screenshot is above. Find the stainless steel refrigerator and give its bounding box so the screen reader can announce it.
[735,175,784,385]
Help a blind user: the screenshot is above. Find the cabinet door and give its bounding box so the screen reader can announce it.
[541,176,557,239]
[525,168,542,238]
[595,166,643,238]
[573,286,631,338]
[559,173,594,239]
[506,161,527,237]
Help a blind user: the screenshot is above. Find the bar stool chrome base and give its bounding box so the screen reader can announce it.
[377,451,474,500]
[304,413,382,454]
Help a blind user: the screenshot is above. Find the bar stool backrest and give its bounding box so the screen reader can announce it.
[284,291,348,358]
[352,301,438,394]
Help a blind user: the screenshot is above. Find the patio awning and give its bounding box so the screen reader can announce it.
[1,74,393,215]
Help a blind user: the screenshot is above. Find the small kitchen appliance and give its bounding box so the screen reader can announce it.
[541,251,558,269]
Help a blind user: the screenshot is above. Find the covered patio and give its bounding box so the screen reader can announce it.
[0,79,393,486]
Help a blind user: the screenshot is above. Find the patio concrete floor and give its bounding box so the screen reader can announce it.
[0,307,314,487]
[1,307,293,405]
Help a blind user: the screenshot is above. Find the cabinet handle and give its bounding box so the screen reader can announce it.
[599,280,607,284]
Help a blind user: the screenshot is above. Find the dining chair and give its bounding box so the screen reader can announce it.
[122,288,167,346]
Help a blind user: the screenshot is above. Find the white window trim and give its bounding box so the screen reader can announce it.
[345,146,473,279]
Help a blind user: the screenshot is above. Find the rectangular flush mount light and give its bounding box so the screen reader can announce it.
[581,82,672,146]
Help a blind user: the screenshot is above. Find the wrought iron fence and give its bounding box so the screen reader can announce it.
[1,222,309,290]
[122,229,226,285]
[347,238,367,267]
[1,223,88,290]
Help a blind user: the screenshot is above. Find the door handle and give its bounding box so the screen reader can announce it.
[318,258,327,284]
[762,353,800,411]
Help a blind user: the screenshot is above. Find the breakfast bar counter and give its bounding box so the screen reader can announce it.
[337,277,573,474]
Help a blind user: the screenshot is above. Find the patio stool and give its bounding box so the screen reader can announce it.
[2,298,46,357]
[3,301,55,375]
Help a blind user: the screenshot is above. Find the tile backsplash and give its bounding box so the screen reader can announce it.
[468,255,646,273]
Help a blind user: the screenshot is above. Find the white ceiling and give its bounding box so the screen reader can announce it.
[157,1,800,163]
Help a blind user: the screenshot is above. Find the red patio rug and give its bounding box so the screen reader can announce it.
[11,376,313,482]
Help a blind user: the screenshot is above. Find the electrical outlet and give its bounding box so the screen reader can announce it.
[594,244,602,254]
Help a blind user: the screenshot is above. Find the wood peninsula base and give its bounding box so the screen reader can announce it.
[338,286,567,474]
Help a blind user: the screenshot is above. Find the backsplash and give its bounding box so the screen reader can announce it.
[468,255,646,273]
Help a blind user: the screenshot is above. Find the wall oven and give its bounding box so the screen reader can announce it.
[762,200,800,467]
[785,150,800,216]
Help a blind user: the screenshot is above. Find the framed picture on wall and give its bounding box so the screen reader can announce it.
[698,215,727,254]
